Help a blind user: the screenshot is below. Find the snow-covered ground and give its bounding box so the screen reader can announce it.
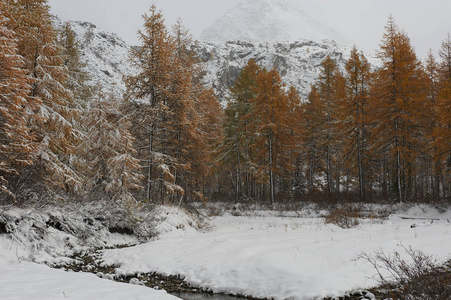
[0,256,178,300]
[0,205,200,300]
[0,204,450,300]
[102,205,451,300]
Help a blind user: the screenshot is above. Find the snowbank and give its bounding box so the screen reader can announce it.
[102,205,451,300]
[0,203,205,300]
[0,258,178,300]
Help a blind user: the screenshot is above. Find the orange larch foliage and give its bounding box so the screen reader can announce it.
[340,47,373,200]
[369,16,427,202]
[435,35,451,198]
[4,0,81,193]
[250,68,294,205]
[315,56,344,195]
[0,6,39,199]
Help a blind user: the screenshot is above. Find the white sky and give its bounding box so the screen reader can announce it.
[48,0,451,60]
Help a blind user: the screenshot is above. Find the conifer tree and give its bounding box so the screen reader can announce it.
[218,59,260,202]
[340,47,372,200]
[4,0,81,195]
[126,5,177,203]
[58,22,91,103]
[79,89,142,202]
[315,56,344,196]
[424,50,442,200]
[370,17,427,202]
[250,68,294,205]
[435,34,451,198]
[126,6,222,204]
[286,86,305,197]
[192,86,222,201]
[302,85,324,193]
[169,19,221,203]
[0,7,39,200]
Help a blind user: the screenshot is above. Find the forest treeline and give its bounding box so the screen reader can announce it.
[0,1,450,206]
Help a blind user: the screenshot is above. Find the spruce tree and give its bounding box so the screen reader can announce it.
[218,59,260,202]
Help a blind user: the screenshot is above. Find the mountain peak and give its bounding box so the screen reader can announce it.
[200,0,349,45]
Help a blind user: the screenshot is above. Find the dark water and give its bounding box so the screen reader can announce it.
[172,293,253,300]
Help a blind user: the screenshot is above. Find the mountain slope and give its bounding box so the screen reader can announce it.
[193,39,350,103]
[200,0,349,45]
[54,18,133,96]
[54,17,354,104]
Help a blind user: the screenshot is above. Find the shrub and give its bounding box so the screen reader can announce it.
[357,246,451,300]
[325,204,362,228]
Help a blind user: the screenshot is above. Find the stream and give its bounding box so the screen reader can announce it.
[52,248,267,300]
[51,248,389,300]
[173,293,257,300]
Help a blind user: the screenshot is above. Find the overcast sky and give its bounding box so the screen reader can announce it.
[48,0,451,60]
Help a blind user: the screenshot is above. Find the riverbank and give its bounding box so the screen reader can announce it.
[1,202,450,299]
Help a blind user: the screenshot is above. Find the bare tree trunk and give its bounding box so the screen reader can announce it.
[269,131,275,206]
[146,127,154,202]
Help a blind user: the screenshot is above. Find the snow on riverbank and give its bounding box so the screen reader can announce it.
[0,204,203,300]
[0,203,450,300]
[102,206,451,300]
[0,256,178,300]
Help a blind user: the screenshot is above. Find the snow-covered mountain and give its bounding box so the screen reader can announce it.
[54,18,133,96]
[193,39,350,102]
[200,0,349,46]
[53,2,359,103]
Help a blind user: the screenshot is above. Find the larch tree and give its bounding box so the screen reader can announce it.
[286,85,305,197]
[58,22,91,104]
[250,68,294,205]
[435,34,451,198]
[125,5,177,203]
[302,85,325,193]
[78,88,142,203]
[4,0,81,195]
[315,56,344,196]
[193,86,222,199]
[370,16,427,202]
[424,50,441,200]
[169,19,220,203]
[0,6,39,200]
[126,6,220,204]
[340,47,372,201]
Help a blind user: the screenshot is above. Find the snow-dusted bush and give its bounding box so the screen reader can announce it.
[358,246,451,300]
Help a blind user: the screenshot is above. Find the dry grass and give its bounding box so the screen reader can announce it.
[324,204,362,228]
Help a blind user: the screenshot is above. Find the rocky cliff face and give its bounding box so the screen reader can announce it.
[192,39,350,103]
[55,18,354,103]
